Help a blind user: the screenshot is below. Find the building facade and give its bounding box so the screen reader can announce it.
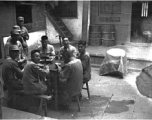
[0,1,152,63]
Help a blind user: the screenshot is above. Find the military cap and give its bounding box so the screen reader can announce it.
[18,16,24,22]
[10,29,20,35]
[13,25,21,32]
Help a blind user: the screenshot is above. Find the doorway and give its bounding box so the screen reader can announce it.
[131,1,152,43]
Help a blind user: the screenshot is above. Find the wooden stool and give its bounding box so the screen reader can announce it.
[12,90,52,117]
[70,94,81,111]
[75,95,80,111]
[34,95,52,117]
[82,82,90,100]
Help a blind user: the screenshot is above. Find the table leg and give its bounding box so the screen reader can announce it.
[54,71,58,110]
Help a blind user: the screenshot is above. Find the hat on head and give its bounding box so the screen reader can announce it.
[10,29,20,35]
[63,37,69,41]
[9,45,19,51]
[13,25,21,32]
[18,16,24,22]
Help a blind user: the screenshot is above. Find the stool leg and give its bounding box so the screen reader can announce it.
[86,83,90,100]
[44,100,47,116]
[68,97,71,109]
[76,95,80,112]
[38,99,43,116]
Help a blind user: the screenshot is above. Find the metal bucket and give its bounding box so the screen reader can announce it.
[89,25,102,46]
[89,38,101,46]
[101,24,115,47]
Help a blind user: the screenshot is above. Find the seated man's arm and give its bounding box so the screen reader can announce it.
[0,77,4,99]
[59,64,71,82]
[72,46,78,57]
[19,36,27,48]
[13,62,23,79]
[81,55,90,72]
[33,64,50,77]
[80,54,91,81]
[22,27,29,41]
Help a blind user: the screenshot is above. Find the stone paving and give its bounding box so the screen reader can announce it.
[2,68,152,119]
[3,31,152,119]
[44,68,152,119]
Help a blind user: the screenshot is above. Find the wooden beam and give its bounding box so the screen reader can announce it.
[82,1,90,45]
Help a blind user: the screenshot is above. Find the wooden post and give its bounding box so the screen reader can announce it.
[82,1,90,45]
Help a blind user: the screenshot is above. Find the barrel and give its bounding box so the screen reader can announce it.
[89,25,102,46]
[101,24,115,47]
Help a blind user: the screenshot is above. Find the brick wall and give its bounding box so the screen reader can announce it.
[32,2,46,31]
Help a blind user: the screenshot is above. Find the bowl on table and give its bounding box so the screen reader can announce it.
[40,56,55,64]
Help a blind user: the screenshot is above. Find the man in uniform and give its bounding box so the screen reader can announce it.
[22,49,50,95]
[17,16,29,56]
[2,45,23,91]
[78,40,91,83]
[58,48,83,109]
[5,29,24,60]
[59,37,78,63]
[38,35,55,58]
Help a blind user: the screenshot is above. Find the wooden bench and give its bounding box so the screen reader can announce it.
[12,90,52,117]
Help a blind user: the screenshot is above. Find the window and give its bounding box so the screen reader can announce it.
[56,1,77,18]
[15,3,32,24]
[99,1,121,14]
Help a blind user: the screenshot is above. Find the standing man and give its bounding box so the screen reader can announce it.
[4,29,24,60]
[57,49,83,109]
[38,35,55,58]
[78,40,91,83]
[22,49,50,95]
[17,16,29,56]
[59,37,78,63]
[2,45,23,91]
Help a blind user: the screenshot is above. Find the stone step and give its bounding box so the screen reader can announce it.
[91,63,141,72]
[128,58,152,71]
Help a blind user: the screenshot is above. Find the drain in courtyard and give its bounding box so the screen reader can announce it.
[104,100,135,114]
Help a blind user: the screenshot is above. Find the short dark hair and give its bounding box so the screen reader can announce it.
[41,35,48,41]
[31,49,40,58]
[78,40,86,46]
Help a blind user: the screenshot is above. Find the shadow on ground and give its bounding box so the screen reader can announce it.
[4,93,135,119]
[47,95,109,119]
[47,96,135,119]
[105,100,135,114]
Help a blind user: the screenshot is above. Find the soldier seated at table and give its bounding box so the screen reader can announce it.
[59,37,78,63]
[2,45,23,91]
[78,40,91,83]
[22,49,50,95]
[38,35,55,60]
[57,48,83,110]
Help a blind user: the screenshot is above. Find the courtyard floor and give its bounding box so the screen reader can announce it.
[2,68,152,119]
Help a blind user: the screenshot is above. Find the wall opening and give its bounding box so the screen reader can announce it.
[131,1,152,43]
[55,1,77,18]
[15,2,32,31]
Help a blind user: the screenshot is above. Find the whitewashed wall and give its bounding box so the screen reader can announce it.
[46,1,83,44]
